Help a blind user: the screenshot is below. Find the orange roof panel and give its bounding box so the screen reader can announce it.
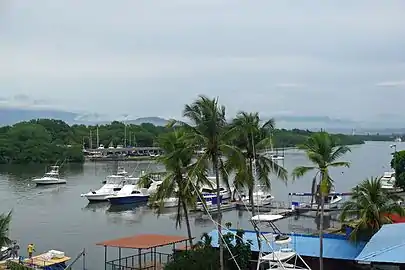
[96,234,191,249]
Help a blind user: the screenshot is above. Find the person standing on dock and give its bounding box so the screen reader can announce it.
[27,243,35,259]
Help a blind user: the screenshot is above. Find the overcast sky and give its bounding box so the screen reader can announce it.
[1,0,405,121]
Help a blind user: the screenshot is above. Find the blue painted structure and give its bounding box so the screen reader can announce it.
[355,223,405,264]
[208,229,366,261]
[108,194,149,205]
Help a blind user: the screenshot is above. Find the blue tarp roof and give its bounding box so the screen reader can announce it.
[355,223,405,264]
[208,229,366,261]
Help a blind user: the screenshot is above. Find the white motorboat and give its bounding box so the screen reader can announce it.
[147,179,163,194]
[243,189,274,206]
[380,171,396,190]
[162,197,179,208]
[32,166,66,185]
[81,175,126,202]
[251,214,311,270]
[200,177,231,201]
[290,192,342,210]
[270,154,285,161]
[107,183,149,205]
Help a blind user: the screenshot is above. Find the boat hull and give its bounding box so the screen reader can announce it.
[163,198,178,208]
[108,195,149,205]
[33,179,66,185]
[82,193,111,202]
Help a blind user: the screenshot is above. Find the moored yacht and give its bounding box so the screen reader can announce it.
[200,177,231,201]
[81,175,126,202]
[270,154,285,161]
[243,189,274,206]
[106,181,149,205]
[289,192,343,210]
[32,166,66,185]
[380,171,396,190]
[251,214,311,270]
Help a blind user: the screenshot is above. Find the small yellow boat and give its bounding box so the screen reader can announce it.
[9,250,70,269]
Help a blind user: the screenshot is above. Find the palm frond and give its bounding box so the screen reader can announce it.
[0,210,12,247]
[291,166,316,180]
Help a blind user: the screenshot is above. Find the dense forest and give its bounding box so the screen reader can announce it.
[0,118,396,164]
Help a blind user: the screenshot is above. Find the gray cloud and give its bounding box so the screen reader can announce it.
[1,0,405,122]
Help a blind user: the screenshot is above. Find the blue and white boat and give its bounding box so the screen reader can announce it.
[200,177,231,201]
[196,194,224,210]
[106,183,149,205]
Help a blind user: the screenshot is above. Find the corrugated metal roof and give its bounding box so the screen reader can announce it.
[355,223,405,263]
[208,229,366,260]
[96,234,190,249]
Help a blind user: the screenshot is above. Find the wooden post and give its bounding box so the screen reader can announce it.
[119,247,122,268]
[104,246,107,270]
[138,248,142,269]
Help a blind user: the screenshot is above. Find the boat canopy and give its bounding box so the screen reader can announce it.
[251,214,284,222]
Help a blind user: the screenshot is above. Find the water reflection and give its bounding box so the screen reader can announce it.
[106,203,148,225]
[107,202,148,213]
[82,202,110,212]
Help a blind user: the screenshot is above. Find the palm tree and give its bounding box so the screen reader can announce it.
[292,132,350,270]
[228,112,288,215]
[340,177,405,241]
[143,130,207,247]
[172,95,241,270]
[0,211,12,248]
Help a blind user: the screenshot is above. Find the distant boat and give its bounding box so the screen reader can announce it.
[380,171,396,190]
[32,166,66,185]
[290,192,342,210]
[394,137,402,142]
[243,189,274,206]
[200,177,231,201]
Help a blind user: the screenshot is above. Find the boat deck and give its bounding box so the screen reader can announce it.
[11,253,70,267]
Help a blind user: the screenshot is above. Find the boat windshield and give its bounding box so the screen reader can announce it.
[105,176,125,184]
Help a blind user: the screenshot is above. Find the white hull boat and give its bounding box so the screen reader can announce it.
[107,184,149,205]
[201,177,231,201]
[32,166,66,185]
[251,215,311,270]
[81,175,126,202]
[270,154,285,161]
[163,197,178,208]
[380,171,396,190]
[243,190,274,206]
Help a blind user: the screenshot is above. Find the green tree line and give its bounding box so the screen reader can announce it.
[0,117,394,164]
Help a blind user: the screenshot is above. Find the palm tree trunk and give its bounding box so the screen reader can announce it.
[181,200,193,248]
[213,155,224,270]
[248,158,256,216]
[319,192,325,270]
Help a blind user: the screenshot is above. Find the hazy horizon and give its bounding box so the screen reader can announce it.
[1,1,405,123]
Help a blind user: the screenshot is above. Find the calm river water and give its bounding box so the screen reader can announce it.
[0,141,403,269]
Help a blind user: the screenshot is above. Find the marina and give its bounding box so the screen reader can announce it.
[0,141,404,269]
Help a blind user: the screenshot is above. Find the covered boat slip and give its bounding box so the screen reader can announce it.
[356,223,405,269]
[208,228,366,267]
[96,234,192,270]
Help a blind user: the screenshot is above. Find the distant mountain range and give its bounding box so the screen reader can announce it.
[0,107,169,127]
[0,107,404,135]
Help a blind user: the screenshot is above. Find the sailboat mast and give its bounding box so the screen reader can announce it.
[89,129,93,149]
[96,126,99,148]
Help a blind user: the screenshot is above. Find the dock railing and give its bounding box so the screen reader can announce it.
[106,251,172,270]
[64,248,86,270]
